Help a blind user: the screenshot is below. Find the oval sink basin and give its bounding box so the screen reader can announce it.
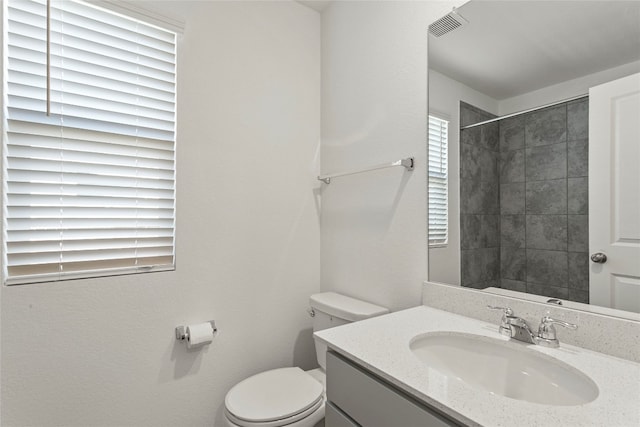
[410,332,598,406]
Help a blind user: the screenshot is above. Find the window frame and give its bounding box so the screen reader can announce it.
[427,112,449,248]
[2,0,179,285]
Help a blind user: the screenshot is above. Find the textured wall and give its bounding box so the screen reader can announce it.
[320,1,464,311]
[1,2,321,426]
[459,99,589,303]
[498,99,589,303]
[459,103,500,289]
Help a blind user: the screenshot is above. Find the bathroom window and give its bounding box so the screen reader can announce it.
[2,0,177,285]
[428,115,448,246]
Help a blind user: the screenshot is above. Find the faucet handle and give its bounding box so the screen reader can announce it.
[536,316,578,348]
[539,316,578,331]
[487,305,514,337]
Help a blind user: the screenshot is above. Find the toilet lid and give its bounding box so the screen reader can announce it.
[225,367,323,423]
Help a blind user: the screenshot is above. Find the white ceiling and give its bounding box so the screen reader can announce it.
[429,1,640,100]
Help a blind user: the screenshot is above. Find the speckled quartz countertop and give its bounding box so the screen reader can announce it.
[315,306,640,427]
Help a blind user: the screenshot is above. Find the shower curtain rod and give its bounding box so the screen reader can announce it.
[460,93,588,130]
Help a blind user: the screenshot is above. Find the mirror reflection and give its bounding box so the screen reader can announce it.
[427,1,640,313]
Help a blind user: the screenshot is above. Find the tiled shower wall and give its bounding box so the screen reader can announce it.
[460,99,589,303]
[459,102,500,289]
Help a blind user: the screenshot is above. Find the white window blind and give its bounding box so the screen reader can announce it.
[3,0,177,285]
[428,115,448,246]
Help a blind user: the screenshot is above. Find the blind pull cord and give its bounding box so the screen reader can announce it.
[46,0,51,116]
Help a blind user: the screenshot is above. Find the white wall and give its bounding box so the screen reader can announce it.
[0,2,321,426]
[427,70,498,286]
[320,1,464,311]
[499,60,640,115]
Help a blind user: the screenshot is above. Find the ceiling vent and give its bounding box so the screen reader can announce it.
[429,9,468,37]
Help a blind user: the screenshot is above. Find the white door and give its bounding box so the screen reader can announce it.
[589,73,640,313]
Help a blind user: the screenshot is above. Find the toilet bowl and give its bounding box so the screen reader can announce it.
[222,292,388,427]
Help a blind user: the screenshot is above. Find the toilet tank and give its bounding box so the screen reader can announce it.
[309,292,388,370]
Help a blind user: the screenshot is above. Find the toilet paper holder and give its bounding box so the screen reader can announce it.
[175,320,218,341]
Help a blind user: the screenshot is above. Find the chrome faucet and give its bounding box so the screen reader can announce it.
[487,306,577,348]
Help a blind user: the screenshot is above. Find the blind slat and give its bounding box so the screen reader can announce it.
[428,115,449,246]
[4,0,177,285]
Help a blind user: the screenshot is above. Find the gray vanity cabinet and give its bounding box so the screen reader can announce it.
[325,351,463,427]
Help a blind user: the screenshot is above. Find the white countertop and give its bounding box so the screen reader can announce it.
[315,306,640,427]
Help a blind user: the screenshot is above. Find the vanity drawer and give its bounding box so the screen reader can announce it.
[326,351,460,427]
[325,401,360,427]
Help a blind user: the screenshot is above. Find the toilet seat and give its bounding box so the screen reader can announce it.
[225,399,323,427]
[224,367,324,427]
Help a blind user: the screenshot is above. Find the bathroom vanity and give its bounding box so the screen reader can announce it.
[325,351,461,427]
[315,288,640,427]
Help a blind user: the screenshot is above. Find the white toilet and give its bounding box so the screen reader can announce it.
[223,292,389,427]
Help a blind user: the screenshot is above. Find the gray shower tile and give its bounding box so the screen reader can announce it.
[568,289,589,304]
[501,215,525,248]
[461,143,498,182]
[525,105,567,147]
[499,115,525,152]
[460,215,500,249]
[568,177,588,214]
[484,280,500,288]
[460,102,495,128]
[526,249,568,287]
[501,248,526,281]
[500,183,525,214]
[481,122,500,152]
[461,123,499,152]
[526,283,569,300]
[568,215,589,252]
[461,179,499,214]
[464,282,495,290]
[526,215,567,251]
[567,99,588,141]
[465,280,500,290]
[525,143,567,181]
[461,248,499,286]
[568,252,589,291]
[461,126,481,148]
[500,149,525,183]
[526,179,567,214]
[461,109,484,128]
[568,139,588,178]
[501,279,527,293]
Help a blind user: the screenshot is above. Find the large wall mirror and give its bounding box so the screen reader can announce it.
[427,1,640,317]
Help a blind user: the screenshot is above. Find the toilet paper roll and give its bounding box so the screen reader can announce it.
[186,322,214,349]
